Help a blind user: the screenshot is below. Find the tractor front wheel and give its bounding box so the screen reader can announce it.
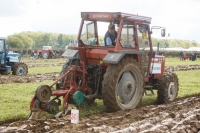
[12,62,28,75]
[102,57,144,112]
[157,72,179,104]
[42,52,49,59]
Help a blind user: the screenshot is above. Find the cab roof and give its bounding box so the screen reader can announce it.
[81,12,152,24]
[0,37,6,40]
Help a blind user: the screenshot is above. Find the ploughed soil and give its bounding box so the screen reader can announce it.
[1,64,200,84]
[0,95,200,133]
[165,64,200,71]
[0,63,200,84]
[27,63,64,68]
[0,73,59,84]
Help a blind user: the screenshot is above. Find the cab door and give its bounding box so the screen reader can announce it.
[0,39,6,66]
[136,24,152,78]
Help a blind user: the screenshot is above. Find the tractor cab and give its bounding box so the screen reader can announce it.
[42,46,52,50]
[67,12,166,81]
[0,38,6,67]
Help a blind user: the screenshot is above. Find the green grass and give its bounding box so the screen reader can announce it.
[0,81,53,124]
[26,62,65,65]
[1,70,199,124]
[28,66,62,74]
[165,57,200,66]
[0,58,200,124]
[175,70,200,96]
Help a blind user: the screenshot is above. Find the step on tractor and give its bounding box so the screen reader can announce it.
[0,37,28,75]
[36,46,57,59]
[29,12,179,118]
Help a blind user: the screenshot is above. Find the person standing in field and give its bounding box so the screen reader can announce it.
[179,51,183,61]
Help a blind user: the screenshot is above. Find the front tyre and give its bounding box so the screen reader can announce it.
[157,72,179,104]
[42,52,49,59]
[102,57,144,112]
[12,62,28,75]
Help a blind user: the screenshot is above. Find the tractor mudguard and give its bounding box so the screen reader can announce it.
[103,53,124,64]
[62,49,79,59]
[103,50,144,64]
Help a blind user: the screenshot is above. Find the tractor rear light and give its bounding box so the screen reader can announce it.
[70,46,75,49]
[108,50,119,53]
[99,60,103,64]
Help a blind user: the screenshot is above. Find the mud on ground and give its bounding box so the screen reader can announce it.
[0,95,200,133]
[0,73,59,84]
[165,64,200,71]
[27,63,64,68]
[21,59,66,63]
[1,64,200,84]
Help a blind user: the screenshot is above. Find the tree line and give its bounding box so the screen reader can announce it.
[6,31,200,49]
[7,31,77,49]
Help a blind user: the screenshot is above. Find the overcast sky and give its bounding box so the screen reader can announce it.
[0,0,200,43]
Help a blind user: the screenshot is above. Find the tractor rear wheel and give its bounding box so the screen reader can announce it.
[157,72,179,104]
[59,60,70,84]
[59,59,80,86]
[102,57,144,112]
[12,62,28,75]
[42,52,49,59]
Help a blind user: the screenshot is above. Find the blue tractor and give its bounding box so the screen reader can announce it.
[0,37,28,75]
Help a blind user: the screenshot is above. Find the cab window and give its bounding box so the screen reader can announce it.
[0,40,4,53]
[80,20,120,46]
[120,21,135,48]
[137,24,150,50]
[80,21,96,45]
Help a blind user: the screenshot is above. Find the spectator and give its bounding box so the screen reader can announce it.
[179,51,184,61]
[194,51,197,61]
[26,49,29,55]
[190,52,196,61]
[56,50,61,56]
[20,50,23,57]
[31,50,34,58]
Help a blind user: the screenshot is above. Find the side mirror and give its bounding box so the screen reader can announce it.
[161,29,166,37]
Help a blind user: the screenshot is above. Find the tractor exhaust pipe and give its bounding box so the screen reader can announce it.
[157,42,160,55]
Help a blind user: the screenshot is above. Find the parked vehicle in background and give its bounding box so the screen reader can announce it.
[37,46,55,59]
[0,37,28,75]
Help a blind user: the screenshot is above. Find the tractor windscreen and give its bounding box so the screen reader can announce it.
[80,20,137,48]
[0,40,5,53]
[80,20,119,46]
[120,21,136,48]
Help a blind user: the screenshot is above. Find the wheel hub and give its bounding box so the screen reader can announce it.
[168,82,175,101]
[124,81,132,94]
[43,53,48,58]
[18,67,24,74]
[36,85,52,102]
[118,71,136,104]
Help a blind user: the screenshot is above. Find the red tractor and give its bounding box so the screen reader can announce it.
[29,12,179,117]
[37,46,55,59]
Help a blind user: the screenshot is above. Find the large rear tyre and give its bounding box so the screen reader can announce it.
[42,52,49,59]
[59,60,70,85]
[157,72,179,104]
[102,57,144,112]
[12,62,28,75]
[59,59,80,86]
